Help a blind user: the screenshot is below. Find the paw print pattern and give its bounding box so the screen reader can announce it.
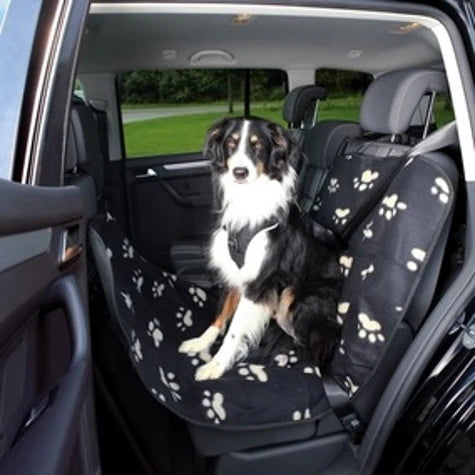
[357,312,385,343]
[303,366,321,377]
[121,292,134,313]
[162,271,177,287]
[147,318,164,348]
[379,194,407,221]
[176,307,193,331]
[312,196,322,212]
[122,238,134,259]
[406,247,426,272]
[336,302,350,325]
[131,330,143,362]
[353,169,379,191]
[132,269,144,293]
[361,263,375,280]
[327,178,340,193]
[188,348,212,367]
[151,388,166,403]
[344,376,359,397]
[344,153,354,160]
[106,248,113,259]
[362,220,374,240]
[189,286,207,308]
[202,390,226,424]
[237,363,268,382]
[332,208,350,226]
[431,177,450,204]
[339,255,353,277]
[274,350,298,368]
[338,338,346,355]
[106,212,115,222]
[292,408,311,421]
[152,280,165,298]
[158,367,181,401]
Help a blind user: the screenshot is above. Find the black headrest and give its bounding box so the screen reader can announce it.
[282,85,328,123]
[360,68,448,135]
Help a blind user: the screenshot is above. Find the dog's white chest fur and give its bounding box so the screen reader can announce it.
[210,226,271,290]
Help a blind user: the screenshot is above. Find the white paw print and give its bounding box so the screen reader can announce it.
[106,248,113,259]
[362,220,374,240]
[406,247,426,272]
[379,194,407,221]
[274,350,298,368]
[106,212,116,222]
[202,390,226,424]
[152,280,165,298]
[327,178,340,193]
[357,312,385,343]
[338,338,346,355]
[344,376,359,397]
[147,318,164,348]
[312,196,322,211]
[120,292,134,313]
[336,302,350,325]
[132,269,144,293]
[431,177,450,204]
[189,286,207,307]
[339,255,353,277]
[303,366,321,377]
[353,169,379,191]
[122,238,134,259]
[176,307,193,331]
[151,388,166,403]
[361,263,375,280]
[131,330,142,362]
[292,408,311,421]
[332,208,350,226]
[162,271,177,287]
[188,348,212,367]
[237,363,268,382]
[344,153,354,160]
[158,367,181,401]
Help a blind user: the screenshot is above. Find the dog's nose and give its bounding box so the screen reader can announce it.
[233,167,249,180]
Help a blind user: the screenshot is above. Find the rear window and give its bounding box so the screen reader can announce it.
[119,69,287,158]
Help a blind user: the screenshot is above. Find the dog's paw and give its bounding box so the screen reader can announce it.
[179,337,208,354]
[195,360,224,381]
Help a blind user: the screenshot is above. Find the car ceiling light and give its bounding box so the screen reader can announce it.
[231,13,254,25]
[390,22,422,34]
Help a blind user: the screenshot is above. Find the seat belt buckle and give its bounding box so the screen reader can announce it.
[340,412,366,445]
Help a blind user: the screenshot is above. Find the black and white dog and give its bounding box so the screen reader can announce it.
[179,117,342,380]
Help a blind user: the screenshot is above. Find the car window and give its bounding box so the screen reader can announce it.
[315,68,373,122]
[119,69,287,158]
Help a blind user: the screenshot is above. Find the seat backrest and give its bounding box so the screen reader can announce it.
[308,68,457,415]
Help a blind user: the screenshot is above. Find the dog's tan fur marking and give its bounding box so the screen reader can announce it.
[212,289,241,330]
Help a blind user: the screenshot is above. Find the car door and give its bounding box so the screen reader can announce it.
[0,0,100,474]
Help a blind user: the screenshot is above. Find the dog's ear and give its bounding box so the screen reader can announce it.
[204,118,230,171]
[266,123,301,177]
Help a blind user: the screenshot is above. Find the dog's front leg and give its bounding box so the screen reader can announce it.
[195,296,272,381]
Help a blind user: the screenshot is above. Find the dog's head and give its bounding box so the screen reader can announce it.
[204,117,300,184]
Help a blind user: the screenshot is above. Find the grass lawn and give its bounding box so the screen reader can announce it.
[123,96,454,158]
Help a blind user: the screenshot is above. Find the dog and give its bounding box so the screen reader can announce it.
[179,117,342,380]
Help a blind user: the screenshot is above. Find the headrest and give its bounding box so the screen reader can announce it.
[282,85,328,123]
[360,68,448,135]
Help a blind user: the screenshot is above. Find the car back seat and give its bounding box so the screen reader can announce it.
[169,85,360,286]
[87,68,458,470]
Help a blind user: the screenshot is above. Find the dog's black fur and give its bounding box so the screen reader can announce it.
[206,117,343,365]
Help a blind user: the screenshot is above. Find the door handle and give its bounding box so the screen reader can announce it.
[60,225,82,268]
[135,168,158,180]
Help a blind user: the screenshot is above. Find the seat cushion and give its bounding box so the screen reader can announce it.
[90,213,330,429]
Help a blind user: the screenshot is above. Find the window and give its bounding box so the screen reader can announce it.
[315,69,373,122]
[119,69,287,158]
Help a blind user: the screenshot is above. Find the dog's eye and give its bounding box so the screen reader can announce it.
[251,141,262,150]
[226,137,236,149]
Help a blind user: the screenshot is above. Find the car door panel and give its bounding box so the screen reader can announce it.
[0,178,93,475]
[125,153,214,267]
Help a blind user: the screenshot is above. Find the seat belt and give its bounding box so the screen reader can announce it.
[321,121,458,445]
